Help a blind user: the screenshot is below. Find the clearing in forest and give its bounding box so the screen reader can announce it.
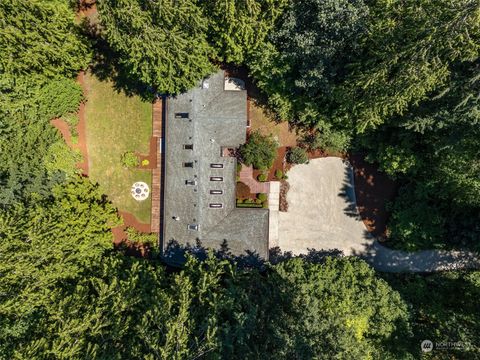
[84,72,153,224]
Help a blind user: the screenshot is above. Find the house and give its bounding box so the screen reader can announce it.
[161,70,270,259]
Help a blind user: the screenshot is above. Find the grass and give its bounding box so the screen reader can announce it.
[84,73,152,223]
[249,102,298,147]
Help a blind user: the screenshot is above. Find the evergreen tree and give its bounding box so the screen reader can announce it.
[200,0,288,64]
[0,0,91,78]
[97,0,215,94]
[340,0,480,131]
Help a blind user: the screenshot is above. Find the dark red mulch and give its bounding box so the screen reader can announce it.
[236,181,256,199]
[349,154,399,239]
[136,137,157,169]
[266,147,288,181]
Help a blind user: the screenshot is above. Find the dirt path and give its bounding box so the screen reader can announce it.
[49,71,89,175]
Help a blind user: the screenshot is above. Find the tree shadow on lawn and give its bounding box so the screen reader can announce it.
[87,35,156,102]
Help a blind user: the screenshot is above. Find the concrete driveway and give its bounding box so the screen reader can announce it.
[278,157,370,256]
[277,157,480,272]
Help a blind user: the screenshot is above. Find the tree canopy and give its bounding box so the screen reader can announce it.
[339,0,480,131]
[97,0,215,94]
[239,131,278,170]
[200,0,288,64]
[0,0,90,79]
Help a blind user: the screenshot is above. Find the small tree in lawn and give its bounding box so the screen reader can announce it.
[239,131,277,170]
[287,147,308,164]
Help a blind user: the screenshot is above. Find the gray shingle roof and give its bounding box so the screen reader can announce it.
[162,70,269,258]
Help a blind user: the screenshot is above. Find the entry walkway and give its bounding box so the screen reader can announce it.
[268,181,280,248]
[238,165,270,193]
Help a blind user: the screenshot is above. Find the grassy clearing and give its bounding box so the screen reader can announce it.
[249,102,298,147]
[84,73,152,223]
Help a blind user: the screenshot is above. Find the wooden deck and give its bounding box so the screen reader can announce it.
[150,98,163,233]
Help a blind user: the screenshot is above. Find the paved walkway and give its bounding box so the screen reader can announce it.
[268,181,280,248]
[278,157,480,273]
[238,165,270,193]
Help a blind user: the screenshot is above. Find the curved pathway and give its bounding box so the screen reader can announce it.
[277,157,480,273]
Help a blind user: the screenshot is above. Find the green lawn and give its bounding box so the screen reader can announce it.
[85,73,152,223]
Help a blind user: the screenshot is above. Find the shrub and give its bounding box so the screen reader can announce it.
[236,162,243,172]
[71,135,79,145]
[239,131,278,170]
[287,147,308,164]
[121,151,139,168]
[236,202,263,208]
[125,227,158,246]
[275,169,284,179]
[300,126,350,154]
[257,193,268,202]
[40,79,84,120]
[236,198,244,204]
[141,159,150,166]
[257,173,267,182]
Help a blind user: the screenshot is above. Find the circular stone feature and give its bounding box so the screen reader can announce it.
[131,182,150,201]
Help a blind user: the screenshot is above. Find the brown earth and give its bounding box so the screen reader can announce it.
[136,136,157,170]
[112,226,152,258]
[349,154,399,239]
[279,180,290,212]
[236,181,256,199]
[50,118,73,147]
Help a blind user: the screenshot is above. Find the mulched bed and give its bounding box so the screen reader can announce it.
[50,71,89,176]
[112,211,154,258]
[279,180,290,212]
[236,181,256,199]
[267,147,288,181]
[136,136,157,169]
[307,149,345,160]
[349,154,399,239]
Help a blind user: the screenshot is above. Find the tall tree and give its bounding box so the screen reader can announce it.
[0,0,90,78]
[0,251,412,359]
[97,0,215,94]
[360,61,480,251]
[200,0,288,64]
[248,0,368,151]
[0,76,84,206]
[339,0,480,131]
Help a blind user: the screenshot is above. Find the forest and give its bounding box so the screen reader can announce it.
[0,0,479,358]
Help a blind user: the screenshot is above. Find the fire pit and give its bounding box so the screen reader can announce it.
[131,182,149,201]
